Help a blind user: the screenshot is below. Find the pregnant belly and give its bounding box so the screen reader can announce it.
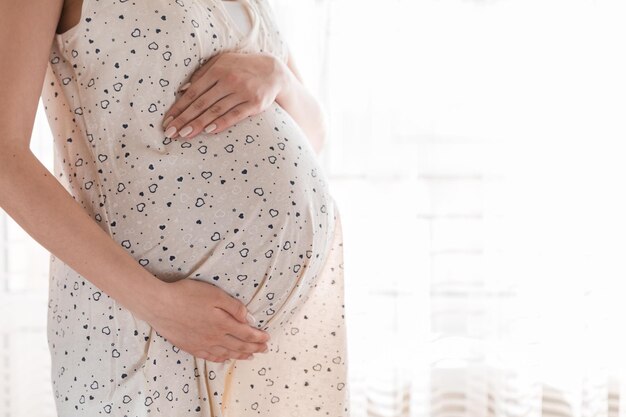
[105,102,335,325]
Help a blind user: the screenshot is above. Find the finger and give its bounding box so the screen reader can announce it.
[209,344,254,360]
[196,350,226,363]
[215,291,250,324]
[175,54,222,95]
[220,333,268,354]
[206,101,258,135]
[207,354,228,363]
[189,54,222,84]
[175,93,246,140]
[215,302,269,343]
[162,73,220,126]
[220,313,271,344]
[163,84,233,139]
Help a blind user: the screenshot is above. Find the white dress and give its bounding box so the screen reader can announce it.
[41,0,350,415]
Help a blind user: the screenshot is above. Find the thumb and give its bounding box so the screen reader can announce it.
[190,54,221,84]
[218,292,255,325]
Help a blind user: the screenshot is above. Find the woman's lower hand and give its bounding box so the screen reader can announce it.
[145,278,270,363]
[161,51,289,139]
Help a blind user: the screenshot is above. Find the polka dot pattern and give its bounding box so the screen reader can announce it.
[40,0,350,415]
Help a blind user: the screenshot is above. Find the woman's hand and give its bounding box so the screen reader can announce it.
[146,278,270,363]
[161,51,288,139]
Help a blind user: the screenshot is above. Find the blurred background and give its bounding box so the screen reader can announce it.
[2,0,626,416]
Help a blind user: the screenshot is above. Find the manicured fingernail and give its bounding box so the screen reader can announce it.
[179,82,191,91]
[204,123,217,133]
[162,115,174,127]
[164,125,177,138]
[246,312,256,325]
[179,125,193,137]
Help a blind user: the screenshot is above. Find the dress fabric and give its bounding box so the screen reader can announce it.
[41,0,350,416]
[221,0,252,35]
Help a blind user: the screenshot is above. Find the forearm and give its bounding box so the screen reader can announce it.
[274,60,328,155]
[0,149,167,322]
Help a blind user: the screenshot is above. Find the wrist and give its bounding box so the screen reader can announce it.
[274,56,297,104]
[130,272,170,323]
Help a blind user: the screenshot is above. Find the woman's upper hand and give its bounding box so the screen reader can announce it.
[0,0,273,365]
[161,51,288,139]
[145,278,270,363]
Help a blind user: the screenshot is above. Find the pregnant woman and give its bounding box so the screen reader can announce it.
[0,0,349,415]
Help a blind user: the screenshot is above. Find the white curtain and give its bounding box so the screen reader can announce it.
[3,0,626,416]
[274,0,626,417]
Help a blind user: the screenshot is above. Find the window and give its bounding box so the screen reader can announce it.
[2,0,626,415]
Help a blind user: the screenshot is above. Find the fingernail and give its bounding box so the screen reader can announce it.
[164,125,177,138]
[162,115,174,128]
[179,125,193,137]
[246,312,256,325]
[262,346,269,353]
[204,123,217,133]
[179,82,191,91]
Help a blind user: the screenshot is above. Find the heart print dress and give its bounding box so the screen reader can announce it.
[40,0,350,415]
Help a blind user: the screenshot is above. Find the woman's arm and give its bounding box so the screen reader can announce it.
[0,0,268,362]
[275,49,329,155]
[0,0,166,323]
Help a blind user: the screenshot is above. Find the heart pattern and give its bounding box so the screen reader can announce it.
[43,0,348,415]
